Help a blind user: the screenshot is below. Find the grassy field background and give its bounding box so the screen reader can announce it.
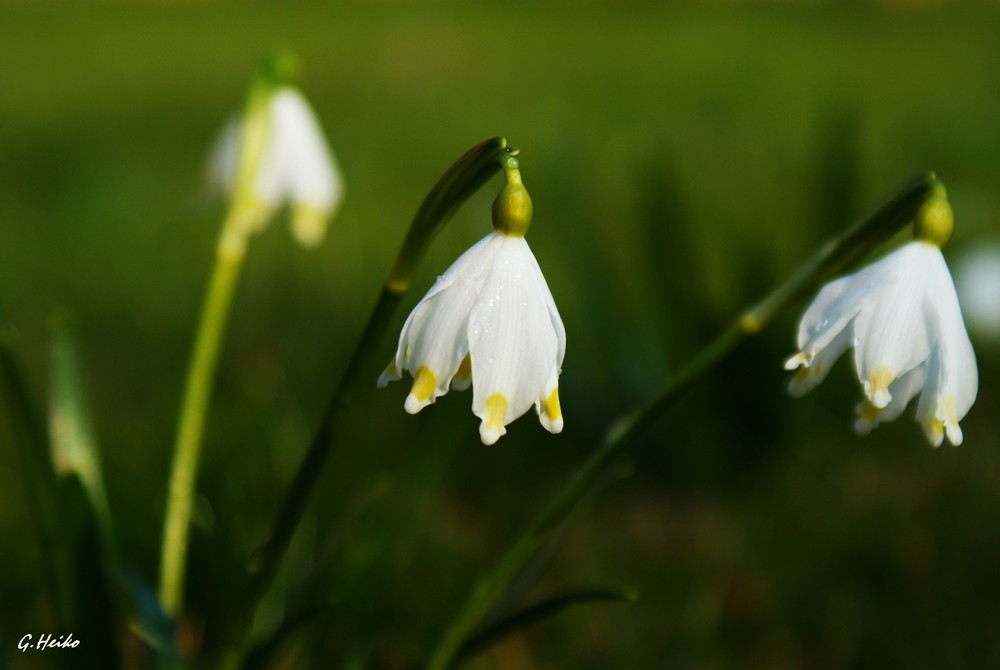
[2,1,1000,668]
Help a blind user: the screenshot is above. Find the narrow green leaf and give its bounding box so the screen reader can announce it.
[47,321,123,667]
[49,316,115,553]
[0,331,71,627]
[63,479,124,669]
[2,332,122,667]
[455,589,636,667]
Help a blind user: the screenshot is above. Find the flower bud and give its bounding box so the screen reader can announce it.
[492,157,532,237]
[914,187,953,248]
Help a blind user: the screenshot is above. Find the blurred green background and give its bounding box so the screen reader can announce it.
[2,1,999,668]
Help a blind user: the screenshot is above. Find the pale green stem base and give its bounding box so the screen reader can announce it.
[159,230,247,618]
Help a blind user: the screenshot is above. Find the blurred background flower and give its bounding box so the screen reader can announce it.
[955,242,1000,343]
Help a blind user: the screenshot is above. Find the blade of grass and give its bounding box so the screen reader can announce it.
[2,331,123,667]
[0,332,72,629]
[455,589,636,667]
[47,319,123,667]
[49,315,115,555]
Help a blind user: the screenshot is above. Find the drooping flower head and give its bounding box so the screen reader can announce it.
[378,157,566,445]
[207,66,344,248]
[785,191,978,446]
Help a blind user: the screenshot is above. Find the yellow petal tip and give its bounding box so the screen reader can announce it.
[865,366,894,409]
[291,204,328,247]
[539,387,563,434]
[479,393,508,445]
[404,365,437,413]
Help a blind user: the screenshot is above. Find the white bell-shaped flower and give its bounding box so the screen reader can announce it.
[785,239,978,446]
[378,162,565,445]
[207,86,344,247]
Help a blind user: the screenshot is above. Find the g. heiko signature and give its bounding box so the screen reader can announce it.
[18,633,80,652]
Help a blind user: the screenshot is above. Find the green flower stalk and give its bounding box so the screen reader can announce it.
[159,53,344,619]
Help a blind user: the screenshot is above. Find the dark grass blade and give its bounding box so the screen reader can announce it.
[454,589,636,667]
[49,316,115,554]
[0,334,72,628]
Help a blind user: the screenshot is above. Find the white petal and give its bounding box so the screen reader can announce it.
[205,115,240,198]
[541,264,567,371]
[854,364,926,435]
[470,236,560,444]
[534,364,563,435]
[535,274,566,434]
[266,90,344,246]
[916,248,978,446]
[377,234,498,413]
[398,286,477,414]
[794,273,866,357]
[377,356,402,387]
[790,244,907,368]
[786,325,852,397]
[853,243,934,408]
[786,255,902,396]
